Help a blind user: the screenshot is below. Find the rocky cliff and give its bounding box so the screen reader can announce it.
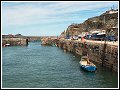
[61,9,118,36]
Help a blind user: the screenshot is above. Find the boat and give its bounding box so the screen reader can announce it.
[79,56,97,72]
[4,44,10,47]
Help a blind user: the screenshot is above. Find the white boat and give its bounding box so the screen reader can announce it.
[79,56,97,72]
[5,44,10,46]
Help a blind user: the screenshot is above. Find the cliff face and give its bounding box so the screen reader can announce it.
[61,9,118,36]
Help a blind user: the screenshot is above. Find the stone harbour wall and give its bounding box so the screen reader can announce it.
[58,39,118,72]
[40,38,118,72]
[2,38,28,46]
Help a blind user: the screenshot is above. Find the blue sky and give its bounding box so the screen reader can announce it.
[2,1,118,36]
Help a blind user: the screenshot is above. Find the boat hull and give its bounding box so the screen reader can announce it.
[80,65,97,72]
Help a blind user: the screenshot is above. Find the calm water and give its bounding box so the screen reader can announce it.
[2,42,118,88]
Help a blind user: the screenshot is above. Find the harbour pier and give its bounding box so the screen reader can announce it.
[41,38,118,72]
[2,38,28,46]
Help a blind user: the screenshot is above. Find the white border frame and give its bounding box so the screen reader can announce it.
[1,1,119,89]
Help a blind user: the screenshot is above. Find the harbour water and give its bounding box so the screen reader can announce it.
[2,41,118,88]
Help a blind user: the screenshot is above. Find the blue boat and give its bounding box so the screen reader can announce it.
[79,56,97,72]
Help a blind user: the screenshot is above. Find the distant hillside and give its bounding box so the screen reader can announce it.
[60,9,118,37]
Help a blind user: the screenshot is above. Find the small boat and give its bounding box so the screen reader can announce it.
[5,44,10,47]
[79,56,97,72]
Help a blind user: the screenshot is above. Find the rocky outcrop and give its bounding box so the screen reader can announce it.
[61,9,118,36]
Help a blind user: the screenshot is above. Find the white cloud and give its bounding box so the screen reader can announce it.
[2,1,118,29]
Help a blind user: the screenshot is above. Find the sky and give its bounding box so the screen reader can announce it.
[1,1,118,36]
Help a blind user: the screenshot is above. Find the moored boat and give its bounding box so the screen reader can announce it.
[4,43,10,47]
[79,56,97,72]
